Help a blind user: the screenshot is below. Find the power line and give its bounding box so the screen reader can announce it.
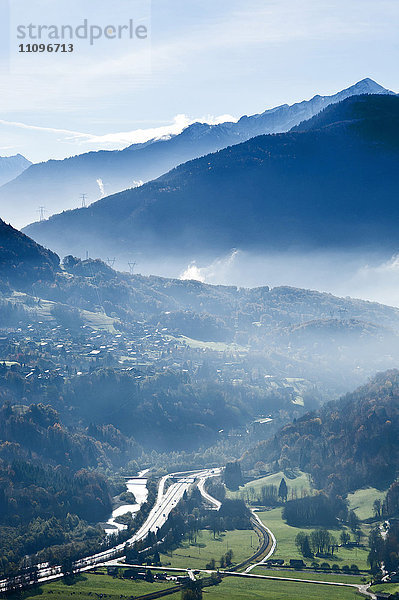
[37,206,46,221]
[128,261,137,275]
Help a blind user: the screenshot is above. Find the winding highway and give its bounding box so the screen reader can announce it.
[197,470,222,509]
[1,471,379,600]
[0,468,219,595]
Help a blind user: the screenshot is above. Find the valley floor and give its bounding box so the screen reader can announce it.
[199,577,363,600]
[159,529,256,570]
[5,572,176,600]
[257,507,371,571]
[8,571,366,600]
[4,473,384,600]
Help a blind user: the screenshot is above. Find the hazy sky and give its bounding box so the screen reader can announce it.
[0,0,398,162]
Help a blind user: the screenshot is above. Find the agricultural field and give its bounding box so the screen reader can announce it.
[166,334,248,353]
[347,487,386,520]
[6,571,176,600]
[250,567,366,584]
[372,582,399,595]
[200,576,362,599]
[257,507,371,571]
[9,291,118,332]
[8,572,367,600]
[160,528,257,570]
[227,470,312,502]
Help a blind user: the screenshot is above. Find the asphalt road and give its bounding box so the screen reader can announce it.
[0,467,219,594]
[2,472,378,600]
[197,471,222,509]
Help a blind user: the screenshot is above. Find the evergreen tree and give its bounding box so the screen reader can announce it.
[224,462,243,490]
[181,580,203,599]
[278,478,288,502]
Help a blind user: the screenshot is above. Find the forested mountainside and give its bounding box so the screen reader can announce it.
[1,79,388,228]
[25,94,399,263]
[0,401,131,577]
[33,256,399,331]
[0,218,59,290]
[241,370,399,494]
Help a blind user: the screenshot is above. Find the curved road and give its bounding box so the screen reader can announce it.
[197,469,222,509]
[193,488,375,599]
[244,510,277,572]
[0,469,377,600]
[195,476,275,573]
[0,468,218,595]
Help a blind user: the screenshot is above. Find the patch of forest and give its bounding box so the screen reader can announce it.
[242,370,399,494]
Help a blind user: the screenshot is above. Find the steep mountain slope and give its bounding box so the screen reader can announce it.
[25,94,399,263]
[0,401,120,578]
[0,154,31,187]
[241,369,399,494]
[0,218,59,290]
[1,79,391,228]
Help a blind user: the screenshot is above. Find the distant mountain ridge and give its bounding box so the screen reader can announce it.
[0,154,31,187]
[211,77,392,138]
[1,78,392,228]
[24,94,399,265]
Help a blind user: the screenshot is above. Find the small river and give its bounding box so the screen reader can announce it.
[104,469,149,535]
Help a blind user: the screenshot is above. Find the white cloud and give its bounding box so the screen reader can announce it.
[0,118,87,139]
[180,250,240,284]
[351,255,399,305]
[96,178,105,197]
[74,113,237,147]
[179,250,399,308]
[0,113,237,161]
[0,0,397,161]
[358,255,399,277]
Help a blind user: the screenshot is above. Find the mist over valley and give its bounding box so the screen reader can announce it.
[0,74,399,598]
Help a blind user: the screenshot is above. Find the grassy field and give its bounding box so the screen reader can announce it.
[200,576,362,599]
[250,567,366,584]
[6,572,176,600]
[160,529,257,570]
[347,487,386,520]
[372,582,399,594]
[227,472,373,572]
[227,470,312,502]
[80,308,118,331]
[258,508,371,570]
[165,334,248,353]
[8,572,365,600]
[283,378,310,406]
[10,291,118,332]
